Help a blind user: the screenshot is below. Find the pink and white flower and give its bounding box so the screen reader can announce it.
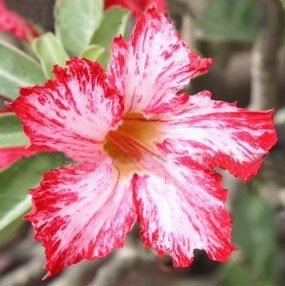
[11,8,276,278]
[0,0,38,41]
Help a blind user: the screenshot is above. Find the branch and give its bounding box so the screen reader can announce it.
[89,244,155,286]
[0,244,45,286]
[50,260,101,286]
[249,0,284,110]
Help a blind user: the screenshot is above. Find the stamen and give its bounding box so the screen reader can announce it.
[103,113,162,174]
[106,131,141,160]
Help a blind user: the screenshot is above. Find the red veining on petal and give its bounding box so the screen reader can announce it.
[11,57,124,163]
[154,91,277,181]
[108,8,213,116]
[25,157,137,278]
[9,8,277,278]
[133,155,235,267]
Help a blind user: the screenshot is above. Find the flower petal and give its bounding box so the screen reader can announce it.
[134,156,234,267]
[105,0,166,16]
[108,8,212,115]
[11,57,123,163]
[0,146,35,169]
[155,91,277,181]
[0,0,38,41]
[25,155,137,278]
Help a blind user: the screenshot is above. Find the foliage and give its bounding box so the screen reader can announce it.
[0,112,28,147]
[222,191,280,286]
[90,6,130,69]
[55,0,104,55]
[32,32,68,78]
[0,41,45,99]
[194,0,260,42]
[0,153,66,237]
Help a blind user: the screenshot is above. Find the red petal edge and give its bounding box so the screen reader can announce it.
[155,91,277,181]
[10,57,123,163]
[25,157,137,278]
[108,8,213,115]
[134,156,235,267]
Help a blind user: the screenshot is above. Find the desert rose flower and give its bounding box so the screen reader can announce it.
[11,8,276,278]
[105,0,166,16]
[0,0,38,41]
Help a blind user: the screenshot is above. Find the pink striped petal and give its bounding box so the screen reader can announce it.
[155,91,277,181]
[25,155,137,278]
[11,57,123,163]
[105,0,166,16]
[0,146,35,169]
[0,0,38,41]
[134,156,234,267]
[108,8,212,115]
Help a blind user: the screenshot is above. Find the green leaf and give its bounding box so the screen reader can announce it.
[55,0,104,56]
[222,253,279,286]
[80,44,105,61]
[32,32,68,79]
[0,152,65,235]
[222,190,280,286]
[0,112,28,147]
[90,7,130,69]
[194,0,259,42]
[223,261,255,286]
[232,192,277,277]
[0,41,45,100]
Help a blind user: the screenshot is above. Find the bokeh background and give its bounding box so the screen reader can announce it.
[0,0,285,285]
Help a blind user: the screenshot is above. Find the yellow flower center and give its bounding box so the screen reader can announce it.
[104,113,161,175]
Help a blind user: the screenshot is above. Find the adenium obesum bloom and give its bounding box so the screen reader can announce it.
[11,8,276,278]
[0,0,38,41]
[105,0,166,16]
